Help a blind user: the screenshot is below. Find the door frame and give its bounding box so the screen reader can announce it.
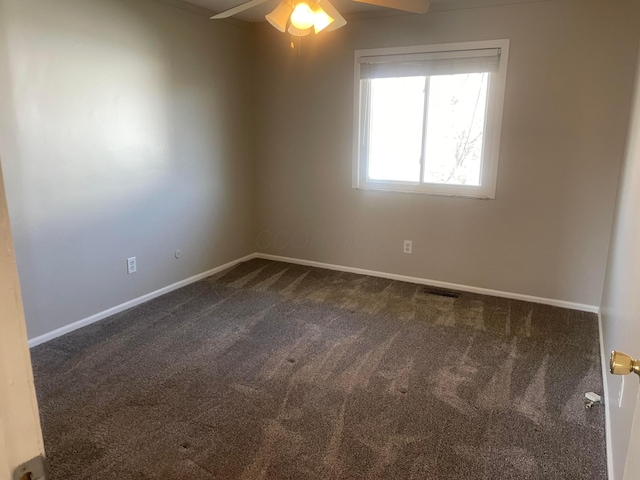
[0,161,45,478]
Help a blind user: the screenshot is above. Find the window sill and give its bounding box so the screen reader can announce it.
[355,184,495,200]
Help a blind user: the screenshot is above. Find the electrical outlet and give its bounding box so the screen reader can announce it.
[175,249,182,259]
[127,257,137,274]
[403,240,412,254]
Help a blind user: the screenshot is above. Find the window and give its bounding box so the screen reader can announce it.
[353,40,509,198]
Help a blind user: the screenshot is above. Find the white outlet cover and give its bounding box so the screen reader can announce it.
[127,257,137,274]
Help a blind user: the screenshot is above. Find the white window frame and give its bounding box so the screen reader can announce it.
[352,39,510,199]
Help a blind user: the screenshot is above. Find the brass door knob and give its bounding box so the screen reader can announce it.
[610,351,640,376]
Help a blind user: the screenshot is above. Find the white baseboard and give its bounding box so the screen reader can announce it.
[255,253,600,313]
[28,253,258,348]
[29,251,600,348]
[598,311,615,480]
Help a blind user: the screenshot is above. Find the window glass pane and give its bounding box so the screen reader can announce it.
[423,73,488,186]
[367,77,424,182]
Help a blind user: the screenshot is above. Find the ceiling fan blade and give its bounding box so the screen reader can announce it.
[316,0,347,32]
[210,0,270,19]
[353,0,430,14]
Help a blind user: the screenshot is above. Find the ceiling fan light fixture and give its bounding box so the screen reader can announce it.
[311,3,334,33]
[290,2,315,29]
[288,23,312,36]
[212,0,428,36]
[265,1,293,32]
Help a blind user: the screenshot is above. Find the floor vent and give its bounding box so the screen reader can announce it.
[422,287,461,299]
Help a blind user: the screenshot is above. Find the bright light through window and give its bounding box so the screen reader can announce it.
[368,76,424,182]
[355,41,509,199]
[424,73,488,186]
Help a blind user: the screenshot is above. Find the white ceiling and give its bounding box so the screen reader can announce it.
[182,0,406,22]
[176,0,548,24]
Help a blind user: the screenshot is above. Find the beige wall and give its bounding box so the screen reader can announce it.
[0,0,257,338]
[254,0,640,307]
[2,0,640,339]
[600,37,640,480]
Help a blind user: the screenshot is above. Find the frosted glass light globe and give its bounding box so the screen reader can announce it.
[290,3,314,30]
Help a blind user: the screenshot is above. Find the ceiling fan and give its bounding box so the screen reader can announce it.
[210,0,430,37]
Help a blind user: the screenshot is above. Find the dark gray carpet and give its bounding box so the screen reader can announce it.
[31,259,607,479]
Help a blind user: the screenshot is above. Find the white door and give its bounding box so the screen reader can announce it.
[0,163,45,478]
[625,398,640,478]
[600,38,640,480]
